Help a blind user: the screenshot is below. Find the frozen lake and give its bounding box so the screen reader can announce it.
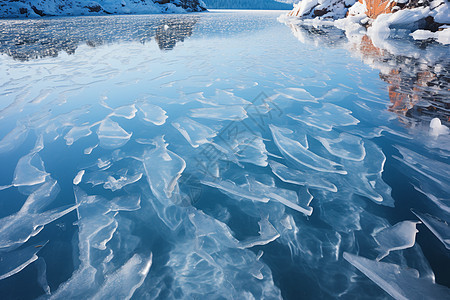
[0,10,449,299]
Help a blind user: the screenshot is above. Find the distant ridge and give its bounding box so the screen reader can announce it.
[203,0,294,10]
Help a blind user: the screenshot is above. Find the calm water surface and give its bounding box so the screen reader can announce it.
[0,10,449,300]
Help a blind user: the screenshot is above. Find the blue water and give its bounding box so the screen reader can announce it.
[0,10,449,300]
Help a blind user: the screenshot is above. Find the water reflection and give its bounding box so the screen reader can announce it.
[0,15,198,60]
[285,23,450,126]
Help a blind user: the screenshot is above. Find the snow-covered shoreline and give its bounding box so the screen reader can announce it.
[282,0,450,45]
[0,0,207,19]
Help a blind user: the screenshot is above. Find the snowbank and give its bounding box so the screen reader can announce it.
[0,0,206,18]
[285,0,450,45]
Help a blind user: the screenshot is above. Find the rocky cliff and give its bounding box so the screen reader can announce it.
[0,0,207,18]
[288,0,449,26]
[286,0,449,44]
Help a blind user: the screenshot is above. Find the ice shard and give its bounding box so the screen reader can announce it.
[190,105,248,121]
[374,221,420,260]
[108,104,137,120]
[288,103,359,131]
[316,133,366,162]
[412,210,450,250]
[136,102,167,125]
[0,178,77,250]
[0,241,48,281]
[240,216,281,248]
[172,117,217,148]
[142,136,186,200]
[0,123,28,154]
[64,125,93,146]
[103,173,143,192]
[97,118,132,149]
[270,124,346,174]
[269,160,338,192]
[343,252,450,300]
[92,253,152,300]
[13,153,50,187]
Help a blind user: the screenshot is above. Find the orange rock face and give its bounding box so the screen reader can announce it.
[360,0,397,19]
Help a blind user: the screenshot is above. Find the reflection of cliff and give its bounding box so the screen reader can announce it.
[0,15,198,60]
[155,18,197,50]
[285,23,450,125]
[354,35,450,125]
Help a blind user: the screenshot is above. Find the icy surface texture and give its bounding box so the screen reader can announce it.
[0,10,449,300]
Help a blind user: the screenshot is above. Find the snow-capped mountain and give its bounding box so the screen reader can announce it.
[0,0,207,18]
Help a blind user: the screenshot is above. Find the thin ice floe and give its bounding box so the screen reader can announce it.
[269,160,338,192]
[91,253,152,300]
[202,179,270,203]
[239,216,280,248]
[103,173,143,192]
[393,145,449,211]
[203,176,313,216]
[274,87,317,102]
[64,125,93,146]
[36,258,51,295]
[84,144,98,155]
[136,102,167,126]
[97,118,132,149]
[13,153,50,187]
[341,144,393,205]
[164,209,282,298]
[172,117,217,148]
[0,178,77,250]
[0,123,28,154]
[207,89,252,106]
[373,221,420,261]
[270,124,347,174]
[108,104,138,120]
[142,136,186,200]
[344,252,450,300]
[190,105,248,121]
[412,210,450,250]
[288,103,359,131]
[316,133,366,161]
[73,170,85,185]
[0,241,48,281]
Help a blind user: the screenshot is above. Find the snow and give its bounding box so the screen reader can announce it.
[289,0,356,19]
[429,117,450,136]
[0,0,206,18]
[285,0,450,46]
